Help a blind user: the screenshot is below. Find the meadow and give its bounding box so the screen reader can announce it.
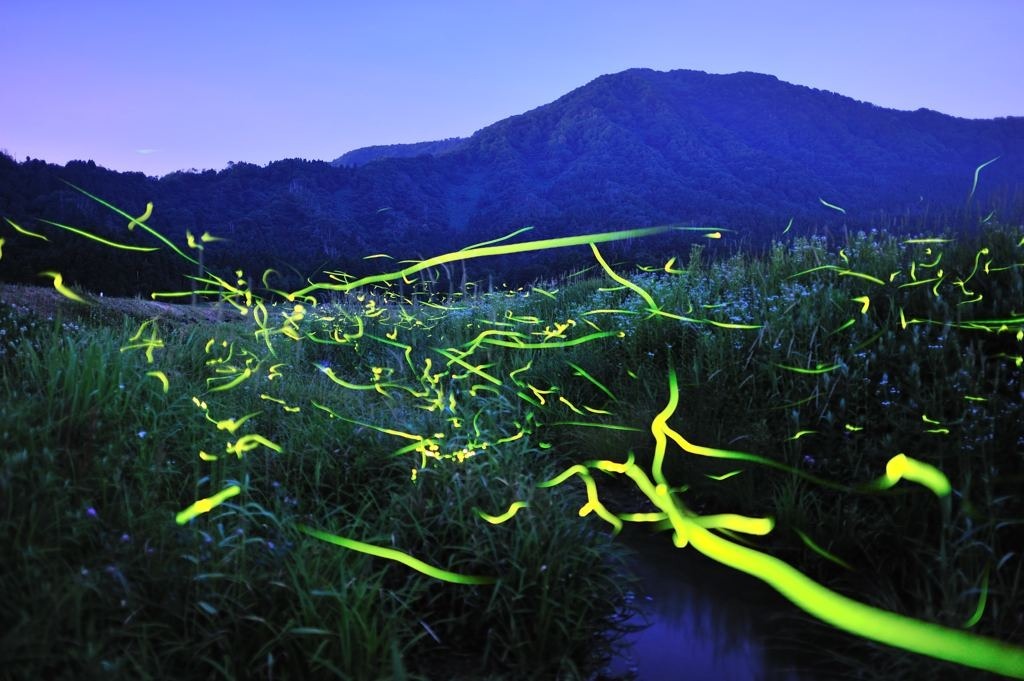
[1,203,1023,680]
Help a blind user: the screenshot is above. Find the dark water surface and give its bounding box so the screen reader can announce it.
[601,528,819,681]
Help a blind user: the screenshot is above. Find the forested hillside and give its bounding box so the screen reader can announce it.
[2,68,1021,295]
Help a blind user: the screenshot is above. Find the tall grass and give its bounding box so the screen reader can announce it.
[2,220,1023,679]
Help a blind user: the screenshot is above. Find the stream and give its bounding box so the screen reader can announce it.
[600,528,821,681]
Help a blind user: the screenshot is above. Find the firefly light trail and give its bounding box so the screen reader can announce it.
[3,187,1023,678]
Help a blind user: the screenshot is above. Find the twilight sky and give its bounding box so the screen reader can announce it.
[2,1,1022,177]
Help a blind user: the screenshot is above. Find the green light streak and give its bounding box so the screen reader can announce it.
[291,225,675,297]
[475,501,530,524]
[794,527,853,571]
[176,485,241,524]
[818,197,847,214]
[968,156,1000,201]
[4,217,49,241]
[39,271,89,304]
[297,525,496,585]
[871,453,951,497]
[775,363,841,374]
[62,182,199,265]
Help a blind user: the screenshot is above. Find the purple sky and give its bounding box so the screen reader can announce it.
[2,1,1022,177]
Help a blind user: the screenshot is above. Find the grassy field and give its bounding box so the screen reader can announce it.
[2,219,1023,680]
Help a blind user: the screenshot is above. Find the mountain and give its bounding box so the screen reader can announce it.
[333,137,467,166]
[2,68,1023,295]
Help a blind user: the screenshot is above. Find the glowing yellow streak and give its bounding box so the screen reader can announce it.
[963,567,990,628]
[128,321,153,344]
[433,348,502,385]
[968,156,1000,201]
[852,296,870,314]
[363,253,394,260]
[567,361,617,401]
[527,383,556,405]
[630,379,1024,676]
[508,360,533,386]
[198,450,218,461]
[774,363,840,375]
[226,434,282,457]
[838,269,886,286]
[789,265,885,286]
[904,238,952,244]
[705,231,722,239]
[4,217,49,240]
[37,219,161,251]
[175,485,241,524]
[317,365,385,391]
[0,237,4,259]
[788,430,817,441]
[655,372,852,491]
[782,217,794,234]
[582,308,636,316]
[62,182,198,265]
[829,319,856,335]
[39,271,89,304]
[215,412,260,434]
[872,453,951,497]
[495,429,525,444]
[208,367,253,392]
[311,402,422,441]
[538,465,623,534]
[899,277,941,289]
[793,528,854,571]
[963,247,990,286]
[705,470,744,481]
[922,414,941,425]
[964,395,988,402]
[591,243,659,311]
[845,424,864,432]
[291,225,674,297]
[818,197,846,214]
[549,421,643,432]
[125,201,153,230]
[297,525,496,585]
[664,256,685,274]
[558,396,586,415]
[702,318,762,330]
[119,336,164,364]
[146,370,169,393]
[462,329,529,353]
[505,311,541,323]
[694,513,773,535]
[460,226,534,251]
[475,501,530,524]
[619,512,669,523]
[478,330,622,350]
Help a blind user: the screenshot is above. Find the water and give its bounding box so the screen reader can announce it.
[601,528,815,681]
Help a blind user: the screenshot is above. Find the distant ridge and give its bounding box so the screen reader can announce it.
[333,137,467,166]
[2,67,1022,294]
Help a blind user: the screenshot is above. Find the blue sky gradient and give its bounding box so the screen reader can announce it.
[2,0,1021,176]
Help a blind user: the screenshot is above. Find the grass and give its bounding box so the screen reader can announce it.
[1,218,1023,679]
